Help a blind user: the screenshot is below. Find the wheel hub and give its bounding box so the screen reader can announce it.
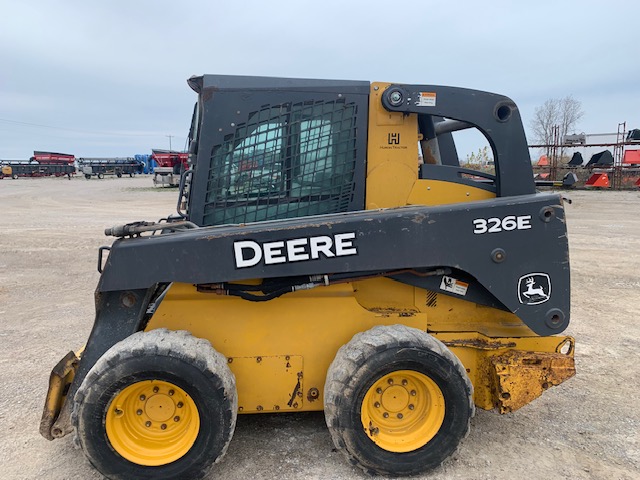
[381,385,410,412]
[145,394,176,422]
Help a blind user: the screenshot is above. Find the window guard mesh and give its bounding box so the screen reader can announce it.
[203,99,358,226]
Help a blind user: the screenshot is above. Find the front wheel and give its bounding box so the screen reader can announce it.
[73,329,237,480]
[324,325,474,476]
[97,172,104,179]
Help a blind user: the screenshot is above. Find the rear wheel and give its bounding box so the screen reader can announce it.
[97,172,105,179]
[12,174,18,179]
[73,329,237,480]
[85,174,91,180]
[324,324,474,476]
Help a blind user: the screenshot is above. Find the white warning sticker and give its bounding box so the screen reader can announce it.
[417,92,436,107]
[440,276,469,296]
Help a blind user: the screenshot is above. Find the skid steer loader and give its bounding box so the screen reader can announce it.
[40,75,575,479]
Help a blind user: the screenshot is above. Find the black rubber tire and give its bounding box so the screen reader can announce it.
[116,172,122,178]
[129,172,134,178]
[12,174,18,180]
[85,174,91,180]
[324,324,474,476]
[72,329,237,480]
[97,172,105,179]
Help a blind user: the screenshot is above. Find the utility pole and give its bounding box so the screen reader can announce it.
[166,135,174,152]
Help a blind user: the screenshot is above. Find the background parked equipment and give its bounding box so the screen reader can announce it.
[78,158,144,179]
[151,149,188,186]
[0,151,76,179]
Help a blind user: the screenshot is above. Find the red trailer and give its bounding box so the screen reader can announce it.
[31,151,75,165]
[151,149,189,186]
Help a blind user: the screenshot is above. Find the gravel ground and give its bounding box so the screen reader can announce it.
[0,176,638,479]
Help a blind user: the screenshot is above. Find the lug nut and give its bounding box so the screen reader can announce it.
[177,402,184,408]
[410,390,417,396]
[387,378,394,385]
[145,421,151,427]
[402,379,408,386]
[161,424,167,430]
[140,394,146,401]
[136,409,143,415]
[376,388,382,394]
[408,404,414,410]
[383,412,389,418]
[168,389,174,396]
[397,413,403,419]
[153,386,159,393]
[114,408,122,415]
[174,416,180,422]
[374,402,380,408]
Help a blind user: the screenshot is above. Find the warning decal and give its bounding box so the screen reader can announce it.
[417,92,436,107]
[439,276,468,296]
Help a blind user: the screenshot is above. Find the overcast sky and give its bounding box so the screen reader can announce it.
[1,0,638,160]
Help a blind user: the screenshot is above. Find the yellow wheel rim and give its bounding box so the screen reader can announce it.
[361,370,445,453]
[105,380,200,466]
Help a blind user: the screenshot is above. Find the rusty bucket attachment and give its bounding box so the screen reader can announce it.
[489,349,576,413]
[39,351,80,440]
[585,173,610,188]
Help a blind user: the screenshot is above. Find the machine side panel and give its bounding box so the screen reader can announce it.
[98,193,570,336]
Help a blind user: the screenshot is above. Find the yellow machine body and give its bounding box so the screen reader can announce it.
[147,277,573,415]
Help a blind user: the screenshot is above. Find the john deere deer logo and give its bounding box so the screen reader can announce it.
[518,273,551,305]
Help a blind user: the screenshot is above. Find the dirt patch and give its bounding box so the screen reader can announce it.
[0,177,638,479]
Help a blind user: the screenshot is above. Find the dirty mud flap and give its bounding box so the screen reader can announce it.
[490,350,575,413]
[39,351,80,440]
